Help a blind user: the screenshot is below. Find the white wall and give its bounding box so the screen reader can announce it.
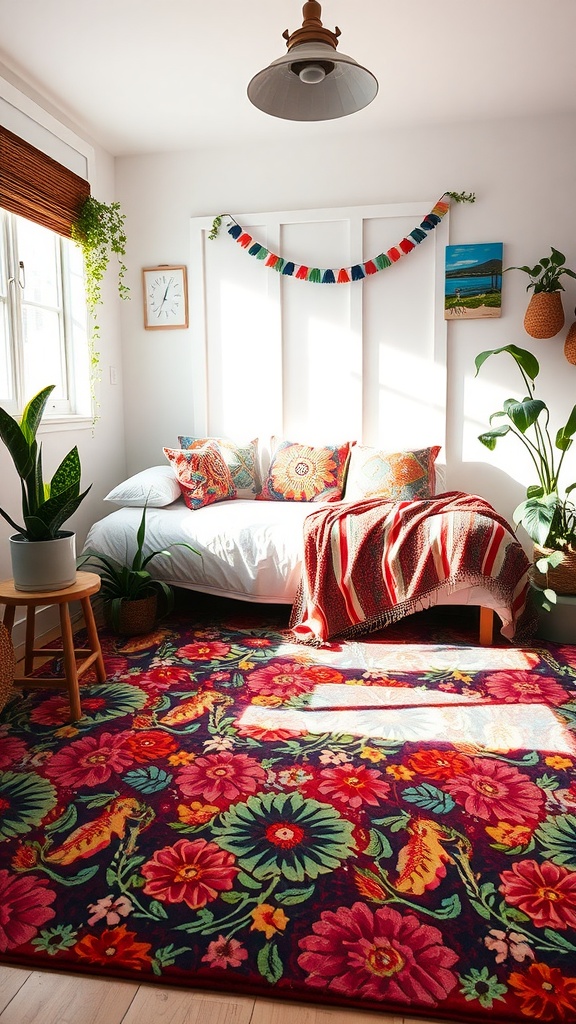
[116,113,576,535]
[0,66,127,633]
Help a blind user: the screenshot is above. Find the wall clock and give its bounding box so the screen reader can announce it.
[142,265,189,329]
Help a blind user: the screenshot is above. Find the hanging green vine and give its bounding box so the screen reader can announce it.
[71,196,130,420]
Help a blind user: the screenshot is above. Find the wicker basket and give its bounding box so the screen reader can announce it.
[0,621,15,712]
[104,594,158,636]
[524,291,565,339]
[532,546,576,594]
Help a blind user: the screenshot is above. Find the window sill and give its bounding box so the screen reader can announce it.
[39,416,94,434]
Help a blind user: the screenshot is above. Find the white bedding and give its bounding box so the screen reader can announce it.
[82,498,317,603]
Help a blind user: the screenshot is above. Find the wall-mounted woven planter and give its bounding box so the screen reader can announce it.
[524,291,565,339]
[564,317,576,364]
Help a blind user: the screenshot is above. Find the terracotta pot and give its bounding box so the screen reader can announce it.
[564,318,576,364]
[524,291,565,339]
[532,545,576,595]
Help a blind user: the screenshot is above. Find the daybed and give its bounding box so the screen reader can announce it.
[82,438,533,644]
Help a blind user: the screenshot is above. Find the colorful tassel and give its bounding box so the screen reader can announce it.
[215,192,468,283]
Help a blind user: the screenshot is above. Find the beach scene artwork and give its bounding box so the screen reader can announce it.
[445,242,503,319]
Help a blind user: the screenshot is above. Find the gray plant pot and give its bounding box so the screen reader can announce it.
[10,531,77,592]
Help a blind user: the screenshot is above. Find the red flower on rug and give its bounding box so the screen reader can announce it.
[137,666,195,691]
[317,763,391,809]
[407,748,472,780]
[509,961,576,1020]
[444,757,545,823]
[141,837,238,909]
[246,660,317,700]
[484,670,570,706]
[298,901,458,1004]
[499,859,576,930]
[0,871,56,952]
[176,641,231,660]
[176,751,267,803]
[75,924,152,969]
[126,729,179,763]
[44,731,134,787]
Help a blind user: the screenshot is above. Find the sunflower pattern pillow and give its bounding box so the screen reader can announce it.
[163,445,236,510]
[343,445,441,502]
[178,436,260,498]
[257,438,351,502]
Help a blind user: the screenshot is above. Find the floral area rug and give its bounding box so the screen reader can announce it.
[2,596,576,1024]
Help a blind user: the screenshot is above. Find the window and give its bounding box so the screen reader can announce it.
[0,208,90,417]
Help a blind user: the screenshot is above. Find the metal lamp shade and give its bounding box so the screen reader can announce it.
[247,42,379,122]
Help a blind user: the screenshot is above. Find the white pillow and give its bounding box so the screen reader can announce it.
[104,466,181,507]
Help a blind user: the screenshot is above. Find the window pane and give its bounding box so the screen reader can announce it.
[0,300,12,400]
[17,216,60,308]
[21,305,65,398]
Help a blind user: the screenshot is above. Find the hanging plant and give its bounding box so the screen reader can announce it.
[505,247,576,339]
[71,196,130,418]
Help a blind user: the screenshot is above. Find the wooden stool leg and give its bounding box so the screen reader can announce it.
[59,601,82,721]
[3,605,16,633]
[81,596,106,683]
[24,606,36,675]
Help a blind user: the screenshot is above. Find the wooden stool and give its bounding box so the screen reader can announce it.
[0,571,106,721]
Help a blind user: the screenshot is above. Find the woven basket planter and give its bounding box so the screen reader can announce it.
[524,292,565,339]
[532,546,576,595]
[104,594,158,636]
[0,621,15,712]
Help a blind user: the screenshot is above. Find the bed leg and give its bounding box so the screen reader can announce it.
[479,606,494,646]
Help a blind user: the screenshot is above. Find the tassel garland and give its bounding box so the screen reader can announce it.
[209,192,475,284]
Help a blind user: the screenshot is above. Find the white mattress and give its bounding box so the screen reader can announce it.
[82,498,316,603]
[83,497,510,634]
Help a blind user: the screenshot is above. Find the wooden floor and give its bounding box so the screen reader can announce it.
[0,964,461,1024]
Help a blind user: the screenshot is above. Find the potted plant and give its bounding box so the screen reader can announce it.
[506,247,576,339]
[77,504,199,635]
[475,344,576,605]
[0,384,92,591]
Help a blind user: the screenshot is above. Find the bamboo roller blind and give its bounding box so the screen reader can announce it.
[0,124,90,237]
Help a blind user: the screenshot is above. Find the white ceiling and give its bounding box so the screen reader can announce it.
[1,0,575,156]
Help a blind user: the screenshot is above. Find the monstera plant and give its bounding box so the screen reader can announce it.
[475,344,576,600]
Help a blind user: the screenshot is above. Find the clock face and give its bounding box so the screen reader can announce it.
[143,266,188,329]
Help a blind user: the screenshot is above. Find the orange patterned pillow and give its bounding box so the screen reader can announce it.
[343,445,441,502]
[163,445,236,510]
[257,439,351,502]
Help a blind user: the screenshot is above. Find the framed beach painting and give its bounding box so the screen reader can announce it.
[444,242,503,319]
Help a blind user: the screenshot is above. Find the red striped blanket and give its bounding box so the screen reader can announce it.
[289,491,533,644]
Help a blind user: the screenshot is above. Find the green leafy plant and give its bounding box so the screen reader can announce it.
[475,344,576,602]
[71,196,129,417]
[77,504,200,631]
[506,247,576,293]
[0,385,92,541]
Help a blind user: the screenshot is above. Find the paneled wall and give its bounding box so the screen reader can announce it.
[190,202,448,456]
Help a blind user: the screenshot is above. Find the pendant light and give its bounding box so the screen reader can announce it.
[247,1,379,122]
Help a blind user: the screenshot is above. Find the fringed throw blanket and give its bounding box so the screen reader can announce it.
[290,491,533,644]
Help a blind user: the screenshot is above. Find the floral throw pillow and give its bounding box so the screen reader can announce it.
[163,445,236,510]
[343,445,441,502]
[178,436,260,498]
[257,438,351,502]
